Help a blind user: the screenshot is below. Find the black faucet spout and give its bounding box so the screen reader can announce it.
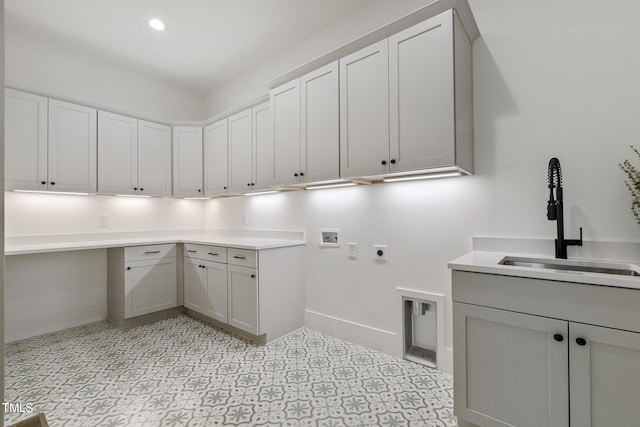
[547,158,583,259]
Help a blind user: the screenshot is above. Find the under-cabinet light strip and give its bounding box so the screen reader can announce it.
[382,172,462,183]
[305,182,358,190]
[13,190,92,196]
[244,190,280,196]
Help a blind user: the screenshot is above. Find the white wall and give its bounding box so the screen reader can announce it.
[203,0,640,371]
[1,0,6,406]
[5,250,107,342]
[5,29,204,123]
[471,0,640,240]
[4,192,204,236]
[203,0,438,116]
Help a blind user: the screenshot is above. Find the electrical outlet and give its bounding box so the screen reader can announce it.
[98,215,109,228]
[243,213,249,226]
[373,244,388,261]
[348,242,357,259]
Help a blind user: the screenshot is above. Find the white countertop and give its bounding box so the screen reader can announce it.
[5,229,306,255]
[449,251,640,290]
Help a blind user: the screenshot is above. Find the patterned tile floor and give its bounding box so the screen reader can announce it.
[4,315,457,427]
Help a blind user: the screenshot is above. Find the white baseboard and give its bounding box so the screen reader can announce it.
[306,306,454,376]
[305,309,398,356]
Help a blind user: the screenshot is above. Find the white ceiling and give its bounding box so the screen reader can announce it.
[5,0,372,93]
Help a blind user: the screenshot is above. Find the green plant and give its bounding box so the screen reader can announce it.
[620,146,640,226]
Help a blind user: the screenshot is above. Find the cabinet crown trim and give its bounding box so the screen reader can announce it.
[265,0,479,89]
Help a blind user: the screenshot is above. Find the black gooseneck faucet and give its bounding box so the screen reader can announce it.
[547,157,583,259]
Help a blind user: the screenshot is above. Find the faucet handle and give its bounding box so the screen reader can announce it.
[565,226,583,249]
[578,227,583,246]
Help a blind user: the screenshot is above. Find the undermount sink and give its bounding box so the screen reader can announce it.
[499,256,640,277]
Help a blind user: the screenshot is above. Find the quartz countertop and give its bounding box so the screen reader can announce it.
[449,250,640,290]
[5,229,306,255]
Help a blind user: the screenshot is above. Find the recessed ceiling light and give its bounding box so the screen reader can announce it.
[149,19,166,31]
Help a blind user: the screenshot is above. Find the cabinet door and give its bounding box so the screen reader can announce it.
[228,109,254,193]
[124,257,177,318]
[204,260,228,323]
[570,323,640,427]
[453,303,569,427]
[301,61,340,183]
[389,12,455,172]
[183,257,207,314]
[339,40,389,178]
[98,111,138,195]
[138,120,172,197]
[172,126,203,197]
[253,102,274,190]
[48,99,97,193]
[270,79,301,185]
[4,89,48,190]
[203,119,229,196]
[227,265,259,335]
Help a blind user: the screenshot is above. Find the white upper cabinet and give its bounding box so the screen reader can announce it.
[172,126,203,197]
[389,11,460,172]
[270,80,301,186]
[137,120,172,197]
[5,89,48,190]
[228,109,254,193]
[270,61,340,186]
[339,40,390,178]
[47,99,97,193]
[5,90,97,193]
[301,61,340,183]
[340,10,473,178]
[98,111,138,195]
[99,113,171,196]
[203,119,229,197]
[253,101,273,190]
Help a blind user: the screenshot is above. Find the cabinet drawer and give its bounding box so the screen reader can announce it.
[125,243,176,261]
[184,243,227,263]
[228,248,258,268]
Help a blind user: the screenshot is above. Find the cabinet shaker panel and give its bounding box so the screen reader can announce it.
[172,126,203,197]
[138,120,172,197]
[98,111,138,195]
[4,89,48,190]
[389,12,455,172]
[203,119,229,196]
[48,99,97,193]
[339,40,390,178]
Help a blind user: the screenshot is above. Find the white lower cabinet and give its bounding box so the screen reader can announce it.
[227,264,258,335]
[183,257,207,313]
[184,245,228,323]
[183,243,304,342]
[569,323,640,427]
[107,244,179,327]
[453,302,569,427]
[452,271,640,427]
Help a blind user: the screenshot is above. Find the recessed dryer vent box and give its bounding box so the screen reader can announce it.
[319,229,340,247]
[403,297,437,368]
